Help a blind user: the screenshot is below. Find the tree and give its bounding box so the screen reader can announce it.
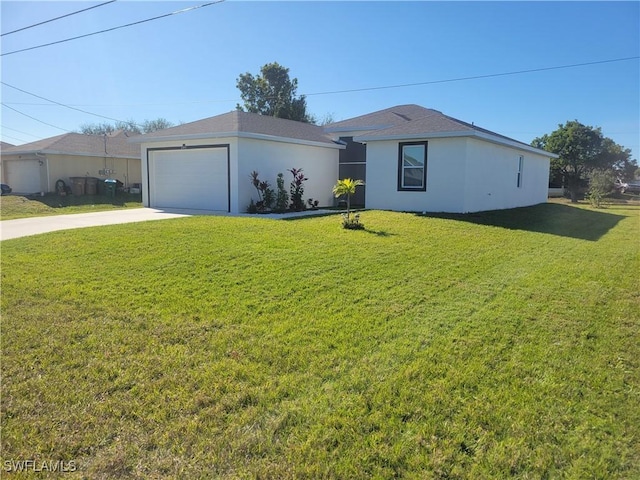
[79,118,173,135]
[532,120,637,202]
[333,178,364,227]
[236,62,314,123]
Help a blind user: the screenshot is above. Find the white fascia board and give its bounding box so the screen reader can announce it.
[1,150,138,159]
[471,131,560,158]
[133,132,346,150]
[354,131,469,142]
[354,130,559,158]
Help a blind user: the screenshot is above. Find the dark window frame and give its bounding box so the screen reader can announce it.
[397,141,428,191]
[517,155,524,188]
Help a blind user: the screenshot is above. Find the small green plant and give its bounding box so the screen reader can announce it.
[341,212,364,229]
[275,173,289,213]
[307,198,319,210]
[249,171,274,212]
[332,178,364,227]
[289,168,307,212]
[587,169,614,208]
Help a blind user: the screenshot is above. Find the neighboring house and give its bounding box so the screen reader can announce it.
[129,111,344,212]
[1,141,15,151]
[0,131,141,195]
[325,105,558,213]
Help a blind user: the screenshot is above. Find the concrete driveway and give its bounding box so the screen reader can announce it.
[0,208,338,241]
[0,208,195,241]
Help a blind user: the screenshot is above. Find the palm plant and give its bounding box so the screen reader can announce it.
[332,178,364,224]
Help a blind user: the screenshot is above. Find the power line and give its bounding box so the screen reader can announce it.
[1,81,140,126]
[1,1,117,37]
[1,103,70,132]
[303,57,640,96]
[2,56,637,110]
[0,125,42,138]
[1,133,31,145]
[1,1,225,57]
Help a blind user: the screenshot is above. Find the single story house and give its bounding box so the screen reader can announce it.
[129,105,557,214]
[325,105,558,213]
[0,131,141,195]
[129,111,344,212]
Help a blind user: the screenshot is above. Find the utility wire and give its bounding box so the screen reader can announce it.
[0,124,42,138]
[1,103,70,132]
[1,133,31,144]
[304,56,640,96]
[1,0,225,57]
[2,56,637,109]
[1,81,142,126]
[1,1,117,37]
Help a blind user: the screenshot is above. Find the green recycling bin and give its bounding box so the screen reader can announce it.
[104,179,117,198]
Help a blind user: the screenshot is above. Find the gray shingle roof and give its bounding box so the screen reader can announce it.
[132,110,339,146]
[357,110,532,148]
[1,141,15,150]
[0,131,139,158]
[324,104,438,131]
[332,105,549,154]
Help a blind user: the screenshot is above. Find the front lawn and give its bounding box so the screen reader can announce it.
[0,193,143,220]
[1,204,638,478]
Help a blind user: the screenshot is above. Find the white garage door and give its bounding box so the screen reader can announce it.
[149,147,229,211]
[5,159,41,194]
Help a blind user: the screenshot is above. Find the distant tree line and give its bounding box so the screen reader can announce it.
[78,118,174,135]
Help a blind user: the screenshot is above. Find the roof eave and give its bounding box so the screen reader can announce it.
[354,130,559,158]
[1,149,139,159]
[134,131,345,149]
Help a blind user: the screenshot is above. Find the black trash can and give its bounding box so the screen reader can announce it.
[104,179,117,198]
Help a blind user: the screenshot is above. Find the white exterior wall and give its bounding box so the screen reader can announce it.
[140,138,238,210]
[365,137,467,212]
[237,138,339,212]
[462,138,550,212]
[365,137,550,213]
[140,137,339,213]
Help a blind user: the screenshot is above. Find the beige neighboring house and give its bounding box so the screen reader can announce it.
[0,131,141,195]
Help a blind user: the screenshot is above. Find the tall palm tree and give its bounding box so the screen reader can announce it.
[332,178,364,222]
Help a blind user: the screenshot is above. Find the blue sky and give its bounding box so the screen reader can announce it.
[1,1,638,160]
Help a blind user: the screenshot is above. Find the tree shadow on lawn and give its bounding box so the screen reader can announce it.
[418,203,630,242]
[29,192,142,208]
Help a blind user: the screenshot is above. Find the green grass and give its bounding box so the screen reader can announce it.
[1,203,638,478]
[0,193,143,220]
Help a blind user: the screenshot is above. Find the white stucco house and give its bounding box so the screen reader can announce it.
[325,105,558,213]
[0,131,140,194]
[130,105,556,214]
[129,111,343,213]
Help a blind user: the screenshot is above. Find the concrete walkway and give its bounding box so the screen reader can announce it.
[0,208,337,241]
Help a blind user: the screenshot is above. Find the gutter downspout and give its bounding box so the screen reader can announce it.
[35,151,48,194]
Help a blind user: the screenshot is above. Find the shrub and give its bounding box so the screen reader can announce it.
[249,171,274,212]
[341,212,364,230]
[275,173,289,213]
[587,170,615,208]
[289,168,307,212]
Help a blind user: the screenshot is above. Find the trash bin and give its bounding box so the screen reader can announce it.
[104,179,117,198]
[69,177,86,196]
[85,177,99,195]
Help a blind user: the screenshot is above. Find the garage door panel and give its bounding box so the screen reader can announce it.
[149,147,228,211]
[5,160,41,194]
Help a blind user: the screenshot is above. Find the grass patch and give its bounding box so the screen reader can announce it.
[1,204,639,478]
[0,193,143,220]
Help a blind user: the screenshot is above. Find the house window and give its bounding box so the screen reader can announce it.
[517,155,524,188]
[398,141,427,191]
